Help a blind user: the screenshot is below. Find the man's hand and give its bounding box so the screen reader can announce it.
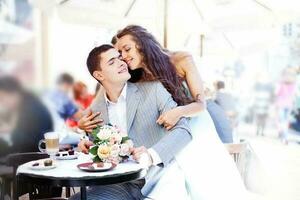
[130,146,153,167]
[78,109,103,133]
[78,140,93,154]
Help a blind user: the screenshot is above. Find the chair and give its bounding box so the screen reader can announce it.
[225,141,267,193]
[6,152,68,200]
[0,165,13,200]
[225,140,248,164]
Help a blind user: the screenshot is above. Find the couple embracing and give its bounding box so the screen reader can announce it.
[72,25,246,200]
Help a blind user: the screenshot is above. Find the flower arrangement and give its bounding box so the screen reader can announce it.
[89,124,133,163]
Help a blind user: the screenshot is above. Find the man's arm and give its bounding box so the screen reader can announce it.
[151,82,192,166]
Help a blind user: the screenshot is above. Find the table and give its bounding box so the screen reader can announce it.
[17,154,147,200]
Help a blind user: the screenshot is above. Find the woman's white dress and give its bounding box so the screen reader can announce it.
[149,110,248,200]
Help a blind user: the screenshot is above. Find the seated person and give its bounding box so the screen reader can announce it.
[0,76,61,198]
[0,76,53,157]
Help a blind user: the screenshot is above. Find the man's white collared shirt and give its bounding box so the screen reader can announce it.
[104,84,127,133]
[104,84,161,166]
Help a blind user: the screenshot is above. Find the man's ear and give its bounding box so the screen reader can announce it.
[93,71,105,82]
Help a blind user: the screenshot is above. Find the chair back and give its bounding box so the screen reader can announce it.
[225,141,267,194]
[6,152,48,200]
[225,141,248,163]
[7,152,48,168]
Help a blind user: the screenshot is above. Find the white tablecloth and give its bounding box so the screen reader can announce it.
[17,153,146,179]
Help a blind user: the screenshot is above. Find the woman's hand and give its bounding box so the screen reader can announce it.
[156,107,183,130]
[78,110,103,133]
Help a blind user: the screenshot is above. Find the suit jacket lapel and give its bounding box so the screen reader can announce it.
[97,88,109,124]
[126,83,141,133]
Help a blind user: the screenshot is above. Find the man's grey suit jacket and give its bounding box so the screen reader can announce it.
[89,81,192,195]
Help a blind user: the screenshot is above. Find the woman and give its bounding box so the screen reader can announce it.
[112,25,232,143]
[73,81,94,110]
[67,81,94,127]
[111,25,246,199]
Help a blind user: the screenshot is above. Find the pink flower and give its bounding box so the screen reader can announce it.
[119,143,131,156]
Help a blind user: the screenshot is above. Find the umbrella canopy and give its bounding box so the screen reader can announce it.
[44,0,299,52]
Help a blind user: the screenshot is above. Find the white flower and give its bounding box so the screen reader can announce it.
[97,131,111,140]
[119,143,131,156]
[111,133,122,143]
[97,145,111,159]
[110,144,120,158]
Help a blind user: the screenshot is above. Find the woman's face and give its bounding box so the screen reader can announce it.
[115,35,143,70]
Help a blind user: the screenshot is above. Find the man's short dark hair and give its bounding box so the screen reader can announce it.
[56,73,74,85]
[0,76,23,93]
[216,81,225,90]
[86,44,114,76]
[111,35,117,45]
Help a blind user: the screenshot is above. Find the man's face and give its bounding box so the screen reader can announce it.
[93,48,131,85]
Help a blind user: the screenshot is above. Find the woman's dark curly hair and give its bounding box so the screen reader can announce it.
[112,25,191,106]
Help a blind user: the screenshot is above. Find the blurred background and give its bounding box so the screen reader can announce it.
[1,0,300,199]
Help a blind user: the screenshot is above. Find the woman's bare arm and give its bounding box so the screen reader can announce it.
[157,52,206,130]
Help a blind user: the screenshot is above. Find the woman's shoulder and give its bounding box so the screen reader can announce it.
[170,51,193,64]
[170,51,196,76]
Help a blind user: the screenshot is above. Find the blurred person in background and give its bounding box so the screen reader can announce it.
[43,73,82,124]
[204,83,233,143]
[42,73,83,144]
[289,66,300,136]
[275,67,297,144]
[0,76,53,157]
[252,78,273,136]
[67,81,94,127]
[73,81,94,109]
[214,81,238,141]
[0,77,63,198]
[214,80,237,115]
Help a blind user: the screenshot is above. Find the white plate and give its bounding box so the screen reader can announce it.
[28,160,57,171]
[77,162,115,172]
[55,151,79,160]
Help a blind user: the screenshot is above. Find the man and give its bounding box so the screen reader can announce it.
[214,81,238,125]
[214,81,237,115]
[72,44,192,199]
